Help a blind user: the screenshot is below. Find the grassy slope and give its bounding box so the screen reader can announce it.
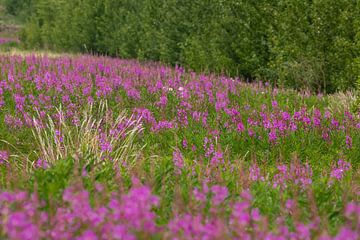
[0,54,358,236]
[0,3,358,236]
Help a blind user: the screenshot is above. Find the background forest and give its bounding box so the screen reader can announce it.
[3,0,360,93]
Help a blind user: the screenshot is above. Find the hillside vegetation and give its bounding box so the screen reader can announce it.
[0,1,359,239]
[3,0,360,93]
[0,53,359,239]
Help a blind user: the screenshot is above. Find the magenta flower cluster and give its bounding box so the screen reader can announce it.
[0,55,358,145]
[0,183,359,240]
[0,37,19,45]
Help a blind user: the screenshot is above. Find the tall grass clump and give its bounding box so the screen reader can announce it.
[32,101,143,169]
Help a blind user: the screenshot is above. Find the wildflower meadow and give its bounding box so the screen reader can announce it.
[0,54,358,239]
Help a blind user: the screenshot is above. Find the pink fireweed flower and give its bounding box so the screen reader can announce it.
[289,122,297,131]
[177,109,188,126]
[322,129,330,142]
[295,223,311,239]
[248,128,255,138]
[215,92,229,112]
[249,163,264,182]
[99,139,112,153]
[180,101,191,110]
[275,119,287,132]
[210,185,228,206]
[281,111,291,121]
[334,227,359,240]
[302,116,311,126]
[251,208,261,221]
[156,95,167,107]
[231,201,251,226]
[191,144,196,152]
[210,151,224,165]
[345,135,352,149]
[76,230,98,240]
[285,199,296,211]
[202,112,208,127]
[193,183,210,203]
[133,108,155,124]
[324,110,331,119]
[6,212,40,240]
[179,88,190,100]
[87,96,94,104]
[35,158,48,169]
[268,130,277,143]
[263,119,272,129]
[293,111,301,121]
[72,117,80,126]
[273,164,288,189]
[203,137,215,158]
[247,117,259,127]
[291,162,313,187]
[240,190,253,202]
[314,108,322,118]
[126,88,141,100]
[193,187,207,203]
[344,202,360,221]
[330,159,351,183]
[271,100,278,109]
[4,114,23,128]
[0,37,20,45]
[182,139,188,149]
[313,117,321,127]
[118,185,159,233]
[81,167,88,177]
[54,130,64,143]
[237,121,245,132]
[331,118,339,128]
[192,111,201,122]
[344,111,354,121]
[168,214,224,239]
[0,150,9,164]
[173,149,184,174]
[0,97,4,108]
[14,94,26,112]
[151,120,176,132]
[273,162,312,189]
[111,224,136,240]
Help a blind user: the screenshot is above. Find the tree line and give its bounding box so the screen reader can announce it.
[4,0,360,93]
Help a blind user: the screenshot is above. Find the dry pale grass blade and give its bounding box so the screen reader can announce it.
[0,139,35,170]
[31,100,144,170]
[326,91,356,113]
[111,121,144,167]
[0,49,77,58]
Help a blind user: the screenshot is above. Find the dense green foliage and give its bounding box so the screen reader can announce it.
[4,0,360,92]
[2,0,33,21]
